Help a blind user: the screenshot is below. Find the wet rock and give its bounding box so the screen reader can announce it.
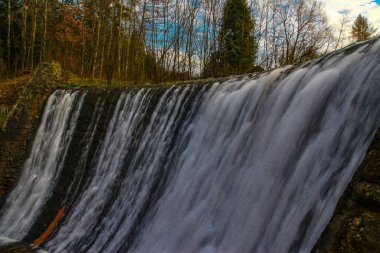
[352,182,380,211]
[313,129,380,253]
[0,242,38,253]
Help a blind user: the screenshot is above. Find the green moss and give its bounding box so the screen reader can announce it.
[0,107,11,128]
[0,113,6,126]
[339,211,378,252]
[63,82,81,88]
[313,129,380,253]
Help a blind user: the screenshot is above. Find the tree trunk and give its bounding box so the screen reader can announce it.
[21,0,28,72]
[29,0,38,69]
[117,1,123,78]
[80,0,86,77]
[99,30,106,79]
[40,0,48,62]
[6,0,11,76]
[91,11,102,78]
[106,3,116,83]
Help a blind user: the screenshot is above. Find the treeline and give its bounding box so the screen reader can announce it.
[0,0,377,83]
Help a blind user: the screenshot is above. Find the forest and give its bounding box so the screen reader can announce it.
[0,0,377,83]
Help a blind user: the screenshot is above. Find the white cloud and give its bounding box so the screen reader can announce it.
[321,0,380,32]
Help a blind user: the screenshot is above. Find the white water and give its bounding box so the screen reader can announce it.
[0,236,17,246]
[128,42,380,253]
[0,39,379,253]
[0,90,84,240]
[46,86,206,252]
[46,90,154,251]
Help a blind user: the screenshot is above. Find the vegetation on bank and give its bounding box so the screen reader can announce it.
[0,75,30,127]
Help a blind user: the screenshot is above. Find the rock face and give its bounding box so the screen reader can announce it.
[0,242,38,253]
[0,62,62,199]
[313,129,380,253]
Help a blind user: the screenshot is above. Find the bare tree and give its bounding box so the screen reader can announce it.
[334,10,350,50]
[29,0,38,69]
[40,0,48,62]
[6,0,11,75]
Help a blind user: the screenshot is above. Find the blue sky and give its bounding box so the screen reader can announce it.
[321,0,380,31]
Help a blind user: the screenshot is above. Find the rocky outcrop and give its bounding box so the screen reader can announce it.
[0,242,38,253]
[0,62,63,199]
[313,129,380,253]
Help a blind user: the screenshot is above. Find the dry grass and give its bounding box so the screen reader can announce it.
[0,75,31,127]
[0,75,31,107]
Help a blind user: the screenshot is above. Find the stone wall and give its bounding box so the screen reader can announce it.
[0,62,62,200]
[313,129,380,253]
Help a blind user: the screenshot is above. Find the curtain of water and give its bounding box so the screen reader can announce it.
[0,90,85,240]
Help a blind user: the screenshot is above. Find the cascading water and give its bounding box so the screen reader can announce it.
[0,90,84,241]
[0,39,379,253]
[45,86,207,253]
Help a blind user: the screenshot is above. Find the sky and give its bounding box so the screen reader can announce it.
[321,0,380,32]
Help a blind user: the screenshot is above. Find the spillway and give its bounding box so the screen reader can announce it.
[0,39,379,253]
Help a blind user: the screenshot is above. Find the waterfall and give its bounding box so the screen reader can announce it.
[0,39,379,253]
[0,90,84,241]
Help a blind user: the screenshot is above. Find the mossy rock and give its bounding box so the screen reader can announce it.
[338,207,380,253]
[313,129,380,253]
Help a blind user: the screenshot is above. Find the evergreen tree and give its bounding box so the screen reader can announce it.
[219,0,257,75]
[351,14,377,42]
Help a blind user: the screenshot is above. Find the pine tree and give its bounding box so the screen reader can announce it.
[351,14,377,42]
[219,0,257,75]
